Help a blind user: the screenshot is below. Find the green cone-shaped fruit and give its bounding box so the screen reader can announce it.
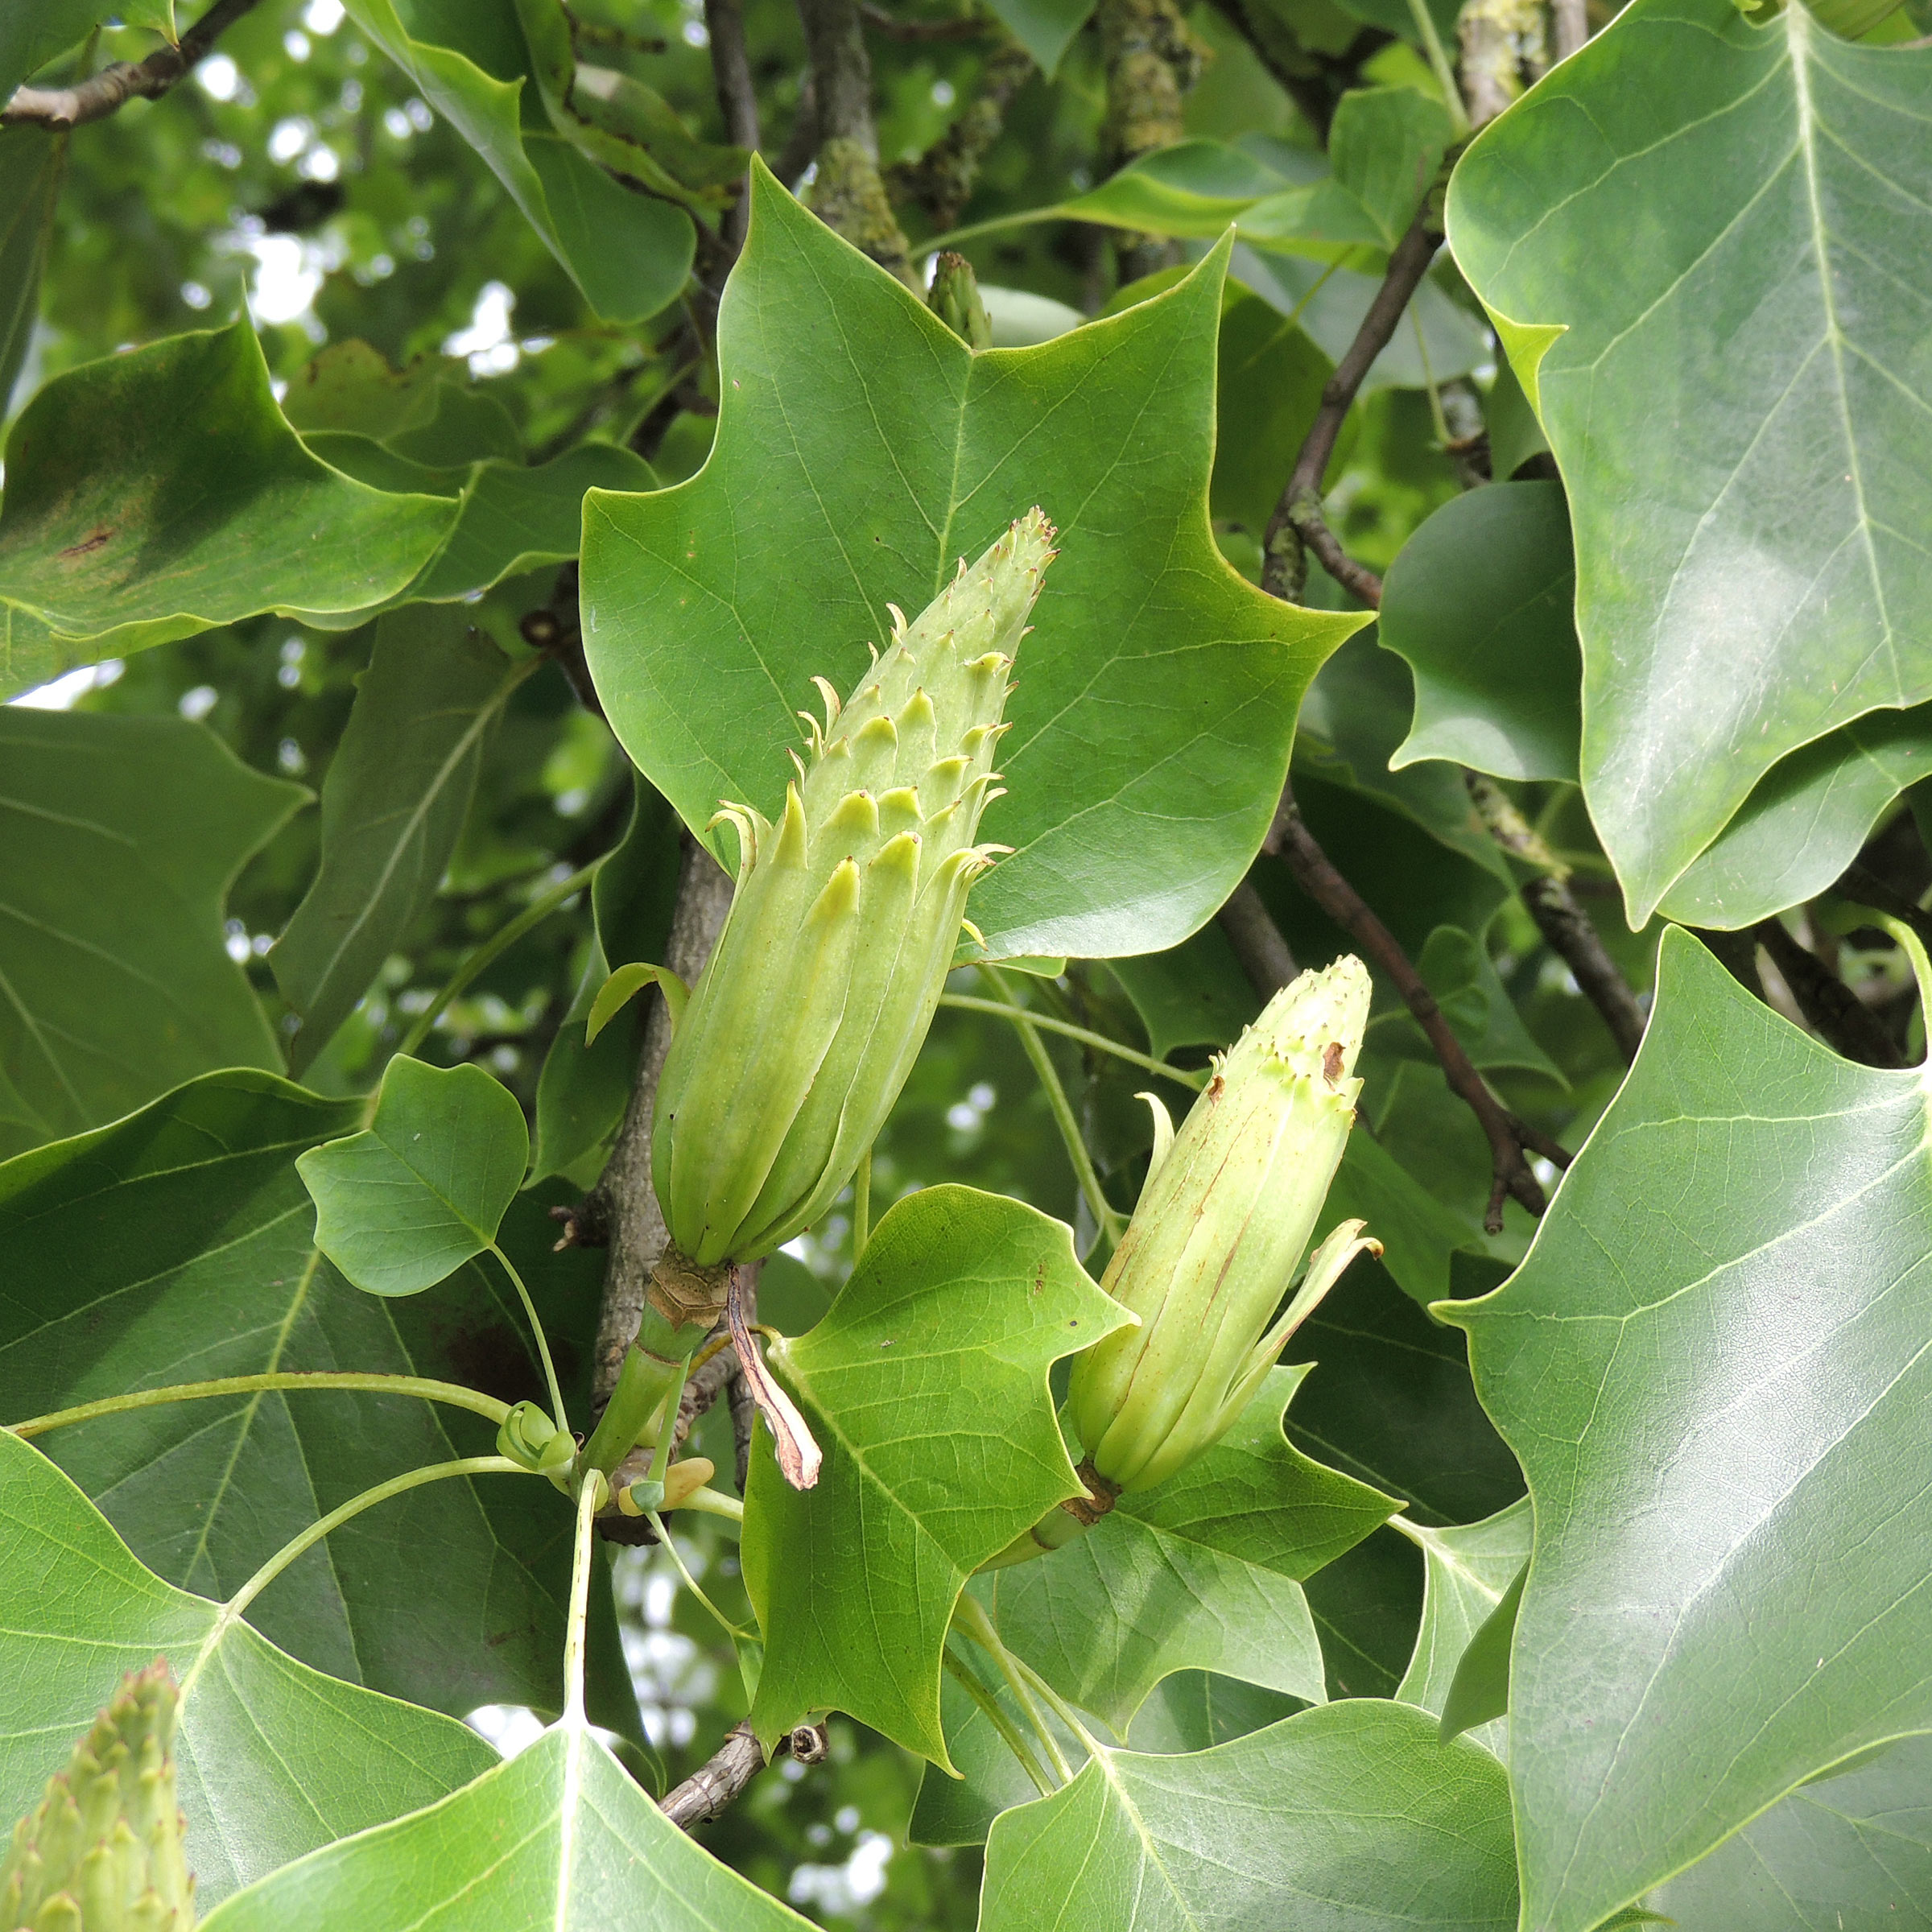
[1067,956,1378,1496]
[652,509,1056,1272]
[0,1662,194,1932]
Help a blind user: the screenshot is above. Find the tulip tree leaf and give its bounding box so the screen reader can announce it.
[978,1699,1520,1932]
[1369,927,1569,1088]
[272,611,519,1072]
[0,708,307,1160]
[0,321,456,693]
[0,1430,497,1910]
[1657,703,1932,929]
[1645,1733,1932,1929]
[1435,1560,1523,1747]
[740,1183,1133,1765]
[199,1720,810,1932]
[581,163,1363,962]
[1447,0,1932,923]
[341,0,696,324]
[1395,1498,1534,1761]
[299,1056,530,1296]
[1439,927,1932,1932]
[0,1070,605,1726]
[1381,481,1582,785]
[989,1364,1393,1729]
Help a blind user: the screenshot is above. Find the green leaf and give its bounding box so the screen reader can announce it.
[1645,1733,1932,1928]
[1301,1527,1423,1701]
[1435,1559,1522,1745]
[1331,0,1462,49]
[1282,1253,1523,1521]
[740,1183,1132,1765]
[1210,284,1335,540]
[299,1057,529,1295]
[0,130,62,414]
[199,1720,809,1930]
[1108,922,1259,1059]
[1395,1498,1533,1761]
[1381,481,1582,784]
[273,611,518,1071]
[1657,704,1932,928]
[582,165,1362,961]
[1439,927,1932,1932]
[0,1071,605,1724]
[0,4,106,97]
[341,0,695,324]
[0,708,305,1158]
[1059,139,1300,238]
[279,339,450,440]
[0,1430,497,1910]
[1321,1135,1497,1307]
[989,1364,1393,1729]
[1447,0,1932,922]
[0,321,456,691]
[982,0,1095,75]
[979,1699,1519,1931]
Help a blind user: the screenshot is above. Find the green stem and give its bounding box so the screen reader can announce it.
[939,993,1204,1090]
[981,968,1127,1247]
[181,1455,531,1703]
[1407,0,1471,135]
[917,204,1067,257]
[646,1510,753,1641]
[852,1149,872,1260]
[489,1243,570,1435]
[9,1373,510,1439]
[952,1591,1074,1784]
[942,1642,1057,1797]
[582,1343,681,1476]
[393,858,600,1063]
[1006,1647,1107,1764]
[563,1469,608,1723]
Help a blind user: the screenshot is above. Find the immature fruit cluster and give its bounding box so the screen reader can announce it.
[1,1662,193,1932]
[1067,956,1378,1496]
[650,510,1056,1275]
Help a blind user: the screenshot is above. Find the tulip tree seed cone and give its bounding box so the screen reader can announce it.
[1067,954,1377,1496]
[651,509,1057,1271]
[0,1660,195,1931]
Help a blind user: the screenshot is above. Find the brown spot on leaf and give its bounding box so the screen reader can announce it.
[57,528,112,559]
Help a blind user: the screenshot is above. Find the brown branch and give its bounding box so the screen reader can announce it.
[705,0,762,256]
[588,836,736,1414]
[1217,877,1299,997]
[861,2,987,38]
[661,1719,828,1830]
[520,564,606,721]
[796,0,916,281]
[1752,919,1904,1069]
[3,0,258,128]
[1550,0,1588,62]
[1463,773,1646,1064]
[1202,0,1378,144]
[1265,783,1550,1232]
[1261,213,1441,608]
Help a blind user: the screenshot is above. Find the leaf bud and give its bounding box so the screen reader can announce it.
[928,250,993,350]
[496,1400,574,1473]
[1067,956,1380,1495]
[649,510,1057,1274]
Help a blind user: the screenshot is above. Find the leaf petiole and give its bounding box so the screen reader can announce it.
[952,1591,1075,1784]
[646,1510,754,1642]
[8,1372,513,1439]
[980,968,1128,1249]
[489,1241,572,1436]
[941,1641,1058,1797]
[939,993,1206,1090]
[180,1454,534,1703]
[562,1469,609,1723]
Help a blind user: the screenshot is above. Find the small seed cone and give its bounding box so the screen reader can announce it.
[0,1662,194,1932]
[653,510,1057,1266]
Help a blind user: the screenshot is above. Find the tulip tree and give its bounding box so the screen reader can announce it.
[2,0,1930,1923]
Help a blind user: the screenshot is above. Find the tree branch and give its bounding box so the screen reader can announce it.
[887,38,1034,231]
[1261,213,1441,606]
[1265,782,1556,1232]
[1216,877,1300,997]
[660,1719,829,1830]
[1550,0,1588,62]
[796,0,917,280]
[3,0,258,129]
[1752,919,1904,1069]
[588,836,736,1414]
[705,0,762,255]
[1463,773,1646,1064]
[861,2,987,39]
